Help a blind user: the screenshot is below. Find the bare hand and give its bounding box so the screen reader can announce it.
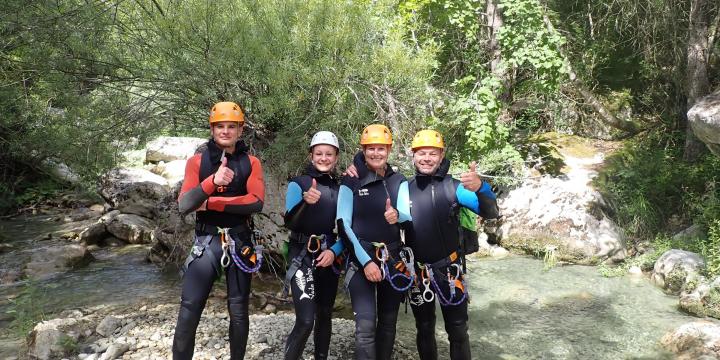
[315,249,335,267]
[303,178,321,204]
[364,262,382,282]
[213,156,234,186]
[384,198,398,225]
[343,164,359,178]
[460,161,482,192]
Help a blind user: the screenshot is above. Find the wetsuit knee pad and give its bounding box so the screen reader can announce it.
[355,317,376,338]
[227,296,249,320]
[415,318,435,337]
[179,299,204,315]
[444,319,469,341]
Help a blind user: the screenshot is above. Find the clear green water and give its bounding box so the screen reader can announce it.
[397,256,696,360]
[0,216,702,359]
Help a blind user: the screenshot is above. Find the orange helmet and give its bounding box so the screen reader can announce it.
[411,129,444,151]
[209,101,244,124]
[360,124,392,145]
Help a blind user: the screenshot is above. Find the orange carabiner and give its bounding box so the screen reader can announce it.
[307,235,322,253]
[217,185,226,193]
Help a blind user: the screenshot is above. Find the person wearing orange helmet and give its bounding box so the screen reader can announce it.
[406,129,498,360]
[173,101,265,359]
[335,124,412,359]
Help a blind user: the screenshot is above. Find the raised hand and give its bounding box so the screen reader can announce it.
[460,161,482,192]
[213,156,234,186]
[343,163,359,178]
[303,178,322,204]
[384,198,398,224]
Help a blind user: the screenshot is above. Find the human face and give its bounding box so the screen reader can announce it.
[363,144,390,173]
[413,146,444,175]
[211,121,243,150]
[310,144,338,173]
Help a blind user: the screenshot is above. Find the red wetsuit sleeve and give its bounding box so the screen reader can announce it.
[177,155,216,214]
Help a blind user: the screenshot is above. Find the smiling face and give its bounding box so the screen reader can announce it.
[310,144,339,173]
[413,146,444,175]
[211,121,243,150]
[363,144,390,173]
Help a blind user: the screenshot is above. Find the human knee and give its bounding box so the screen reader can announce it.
[227,296,249,320]
[355,317,376,339]
[444,318,468,341]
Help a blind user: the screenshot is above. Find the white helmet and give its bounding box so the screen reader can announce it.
[309,131,340,150]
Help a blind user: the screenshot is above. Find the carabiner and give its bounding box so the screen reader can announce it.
[419,266,435,302]
[373,243,388,262]
[218,228,232,268]
[307,234,323,254]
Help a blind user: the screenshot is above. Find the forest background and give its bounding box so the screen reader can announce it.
[1,0,719,271]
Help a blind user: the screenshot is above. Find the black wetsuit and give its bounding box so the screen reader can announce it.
[336,152,412,360]
[406,159,498,360]
[173,139,265,360]
[283,164,342,360]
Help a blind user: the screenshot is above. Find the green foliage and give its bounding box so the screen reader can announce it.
[6,281,46,337]
[701,220,720,278]
[497,0,568,92]
[57,334,79,354]
[596,127,720,239]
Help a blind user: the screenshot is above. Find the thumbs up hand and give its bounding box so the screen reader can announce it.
[460,161,482,192]
[213,155,235,186]
[384,198,398,225]
[303,178,322,204]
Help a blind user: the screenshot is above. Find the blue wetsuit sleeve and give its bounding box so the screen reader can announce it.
[330,238,344,256]
[336,184,372,266]
[285,181,303,213]
[457,181,499,218]
[397,181,412,223]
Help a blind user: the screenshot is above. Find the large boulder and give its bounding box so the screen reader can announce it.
[495,134,626,263]
[145,136,206,163]
[27,317,82,360]
[662,320,720,359]
[106,213,155,244]
[24,244,94,280]
[100,168,169,218]
[151,159,187,186]
[680,276,720,319]
[652,249,705,294]
[688,90,720,156]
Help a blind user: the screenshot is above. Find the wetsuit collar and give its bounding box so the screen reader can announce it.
[207,138,248,164]
[305,162,336,181]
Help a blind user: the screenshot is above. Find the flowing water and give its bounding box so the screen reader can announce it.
[0,215,703,359]
[397,256,695,359]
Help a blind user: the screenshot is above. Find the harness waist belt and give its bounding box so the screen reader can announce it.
[427,251,459,270]
[195,223,248,235]
[359,240,402,253]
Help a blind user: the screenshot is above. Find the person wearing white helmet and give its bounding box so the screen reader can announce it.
[282,131,344,360]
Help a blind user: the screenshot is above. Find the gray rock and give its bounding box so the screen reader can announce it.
[106,214,155,244]
[27,318,79,360]
[662,320,720,359]
[100,177,169,219]
[96,316,122,337]
[24,245,94,280]
[151,159,187,186]
[79,222,108,246]
[98,343,130,360]
[688,90,720,157]
[145,136,206,163]
[652,249,705,294]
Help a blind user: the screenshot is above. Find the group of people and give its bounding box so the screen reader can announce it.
[173,101,500,360]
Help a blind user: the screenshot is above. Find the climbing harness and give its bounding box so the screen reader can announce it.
[425,262,467,306]
[283,233,337,297]
[219,227,263,273]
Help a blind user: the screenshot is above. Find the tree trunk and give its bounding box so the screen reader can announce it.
[683,0,712,162]
[541,15,638,134]
[486,0,512,122]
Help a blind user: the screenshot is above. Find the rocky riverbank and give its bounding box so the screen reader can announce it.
[28,293,416,360]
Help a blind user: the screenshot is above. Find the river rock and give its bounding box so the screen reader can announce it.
[680,276,720,319]
[24,244,94,280]
[106,214,155,244]
[652,249,705,294]
[662,320,720,359]
[100,173,168,218]
[98,343,130,360]
[145,136,206,163]
[152,159,187,186]
[673,224,708,244]
[27,317,80,360]
[688,90,720,156]
[96,316,122,337]
[79,222,108,246]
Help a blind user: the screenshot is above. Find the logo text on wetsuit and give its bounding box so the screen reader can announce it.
[358,189,369,196]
